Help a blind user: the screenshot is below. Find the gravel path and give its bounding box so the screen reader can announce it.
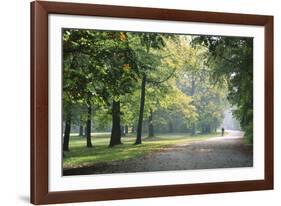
[64,131,253,176]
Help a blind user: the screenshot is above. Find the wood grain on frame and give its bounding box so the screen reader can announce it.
[30,1,273,204]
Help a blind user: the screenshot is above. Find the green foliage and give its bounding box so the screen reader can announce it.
[63,28,252,150]
[192,36,253,142]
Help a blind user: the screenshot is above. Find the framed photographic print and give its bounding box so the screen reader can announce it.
[30,1,274,204]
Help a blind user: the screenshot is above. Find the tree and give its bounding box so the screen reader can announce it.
[63,104,71,151]
[154,84,197,134]
[131,33,177,144]
[79,123,84,136]
[63,29,112,149]
[144,84,172,137]
[192,36,253,142]
[99,32,140,147]
[120,94,136,135]
[63,30,141,147]
[85,104,93,147]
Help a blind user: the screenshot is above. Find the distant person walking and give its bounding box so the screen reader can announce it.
[221,127,225,136]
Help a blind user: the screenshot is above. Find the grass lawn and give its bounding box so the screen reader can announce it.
[63,132,220,169]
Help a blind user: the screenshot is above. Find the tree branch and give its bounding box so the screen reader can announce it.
[147,68,177,85]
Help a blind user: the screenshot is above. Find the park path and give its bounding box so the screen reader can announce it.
[64,130,253,175]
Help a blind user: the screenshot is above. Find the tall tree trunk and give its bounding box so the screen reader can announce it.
[86,105,93,147]
[206,124,211,134]
[191,74,196,135]
[109,100,122,147]
[131,125,135,133]
[191,123,196,135]
[135,74,146,144]
[79,125,83,136]
[148,109,154,137]
[125,125,129,134]
[168,120,173,133]
[121,125,126,137]
[63,111,71,151]
[84,126,87,137]
[202,124,211,134]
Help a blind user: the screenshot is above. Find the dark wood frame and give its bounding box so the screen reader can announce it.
[31,0,274,204]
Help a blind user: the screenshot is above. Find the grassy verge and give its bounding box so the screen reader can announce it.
[63,132,220,169]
